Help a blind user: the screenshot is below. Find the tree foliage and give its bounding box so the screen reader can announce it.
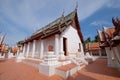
[93,35,100,42]
[17,40,24,45]
[84,37,91,44]
[83,35,100,51]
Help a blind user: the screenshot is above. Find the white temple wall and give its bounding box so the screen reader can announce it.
[35,39,41,58]
[24,43,27,57]
[113,46,120,69]
[105,47,119,68]
[43,36,55,55]
[29,42,33,56]
[62,25,83,55]
[23,25,84,58]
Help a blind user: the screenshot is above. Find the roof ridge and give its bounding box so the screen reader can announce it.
[32,10,77,36]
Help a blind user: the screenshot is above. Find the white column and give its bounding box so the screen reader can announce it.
[16,47,19,57]
[54,34,59,55]
[40,40,44,58]
[105,47,115,67]
[80,43,84,53]
[26,42,30,57]
[23,44,26,56]
[60,35,64,54]
[32,40,36,58]
[113,47,120,65]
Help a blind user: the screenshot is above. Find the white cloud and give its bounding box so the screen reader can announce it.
[0,0,110,29]
[77,0,109,20]
[0,0,119,46]
[90,21,111,26]
[107,0,120,8]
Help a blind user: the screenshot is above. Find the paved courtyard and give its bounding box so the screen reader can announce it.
[0,58,120,80]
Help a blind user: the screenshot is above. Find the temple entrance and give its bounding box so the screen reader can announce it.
[63,37,68,56]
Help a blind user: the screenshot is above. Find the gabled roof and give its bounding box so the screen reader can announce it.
[1,45,8,53]
[32,10,76,36]
[106,28,115,38]
[86,42,101,51]
[22,9,84,43]
[97,30,106,42]
[99,42,109,48]
[103,27,115,39]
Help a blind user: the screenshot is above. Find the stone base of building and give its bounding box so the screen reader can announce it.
[59,51,65,60]
[39,63,60,76]
[16,53,25,62]
[8,53,14,59]
[39,51,60,76]
[0,54,5,58]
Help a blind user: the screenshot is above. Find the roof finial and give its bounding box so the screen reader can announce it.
[62,9,65,17]
[75,1,78,11]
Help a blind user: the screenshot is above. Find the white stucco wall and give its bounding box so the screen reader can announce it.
[29,42,33,56]
[43,36,55,55]
[105,46,120,71]
[23,25,84,58]
[62,25,83,54]
[23,44,27,56]
[35,39,41,58]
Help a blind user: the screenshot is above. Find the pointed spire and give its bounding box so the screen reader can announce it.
[97,29,102,41]
[62,9,65,17]
[0,34,6,45]
[102,26,108,32]
[75,1,78,11]
[60,9,65,24]
[97,29,106,42]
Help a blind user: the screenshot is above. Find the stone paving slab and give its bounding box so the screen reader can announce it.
[0,58,120,80]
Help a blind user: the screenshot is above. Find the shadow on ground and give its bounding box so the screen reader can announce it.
[0,59,7,63]
[84,59,120,78]
[67,71,96,80]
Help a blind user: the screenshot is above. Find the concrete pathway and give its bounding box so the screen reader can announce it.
[0,58,119,80]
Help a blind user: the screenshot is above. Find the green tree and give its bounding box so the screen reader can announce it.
[17,40,24,45]
[83,37,91,51]
[93,35,100,42]
[84,37,91,44]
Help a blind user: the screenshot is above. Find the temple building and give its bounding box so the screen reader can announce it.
[20,9,84,59]
[0,35,8,58]
[97,18,120,71]
[85,42,106,58]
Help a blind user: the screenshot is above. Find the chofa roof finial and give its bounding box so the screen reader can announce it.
[62,9,65,17]
[75,1,78,11]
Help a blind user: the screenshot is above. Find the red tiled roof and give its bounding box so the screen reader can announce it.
[97,30,106,42]
[1,45,8,53]
[11,46,19,53]
[21,10,84,44]
[105,27,115,38]
[99,42,109,48]
[86,42,100,51]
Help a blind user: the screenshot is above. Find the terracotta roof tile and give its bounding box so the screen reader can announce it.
[105,27,115,38]
[86,42,100,51]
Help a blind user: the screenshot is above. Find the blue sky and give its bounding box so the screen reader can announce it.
[0,0,120,46]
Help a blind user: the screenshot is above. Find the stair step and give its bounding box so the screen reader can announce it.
[22,59,41,68]
[56,63,80,79]
[56,63,77,71]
